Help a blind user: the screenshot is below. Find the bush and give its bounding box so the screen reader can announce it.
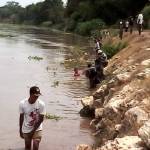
[75,19,105,36]
[103,41,127,59]
[142,5,150,29]
[66,19,77,31]
[41,21,53,27]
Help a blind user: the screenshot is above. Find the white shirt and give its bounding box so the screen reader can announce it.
[19,98,46,133]
[95,41,100,50]
[137,14,143,24]
[125,21,129,27]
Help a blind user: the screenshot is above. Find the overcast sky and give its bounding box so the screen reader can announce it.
[0,0,67,7]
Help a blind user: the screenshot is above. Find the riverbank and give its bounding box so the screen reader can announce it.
[77,31,150,149]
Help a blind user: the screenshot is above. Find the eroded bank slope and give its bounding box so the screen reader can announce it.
[78,31,150,150]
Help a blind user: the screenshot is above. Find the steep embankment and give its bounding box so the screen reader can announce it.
[77,31,150,150]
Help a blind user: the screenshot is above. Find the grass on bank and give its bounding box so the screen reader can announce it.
[103,41,128,59]
[45,113,62,121]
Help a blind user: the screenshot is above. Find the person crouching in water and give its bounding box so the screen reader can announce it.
[74,67,80,77]
[95,50,108,81]
[85,63,98,88]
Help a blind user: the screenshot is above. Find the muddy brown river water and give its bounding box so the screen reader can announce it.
[0,25,95,150]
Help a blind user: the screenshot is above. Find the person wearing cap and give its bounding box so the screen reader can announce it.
[19,86,46,150]
[95,50,108,81]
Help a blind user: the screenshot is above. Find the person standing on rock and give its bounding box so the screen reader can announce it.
[19,86,46,150]
[94,37,102,55]
[95,50,108,81]
[85,63,98,88]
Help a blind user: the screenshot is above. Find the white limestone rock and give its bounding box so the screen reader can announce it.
[76,144,92,150]
[95,108,104,119]
[141,59,150,66]
[116,72,131,84]
[125,107,148,127]
[138,120,150,148]
[81,96,94,108]
[97,136,145,150]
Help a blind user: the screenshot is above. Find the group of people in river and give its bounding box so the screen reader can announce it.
[73,36,108,89]
[119,13,144,39]
[85,38,108,88]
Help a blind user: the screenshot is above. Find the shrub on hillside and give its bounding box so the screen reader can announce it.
[142,5,150,28]
[75,19,105,36]
[41,21,53,27]
[103,41,127,59]
[66,19,77,31]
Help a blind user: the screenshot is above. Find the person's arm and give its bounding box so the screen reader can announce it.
[19,113,24,139]
[29,114,44,137]
[29,102,46,138]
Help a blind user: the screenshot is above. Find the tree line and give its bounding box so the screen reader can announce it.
[0,0,149,35]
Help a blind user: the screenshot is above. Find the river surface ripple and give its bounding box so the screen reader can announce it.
[0,25,95,150]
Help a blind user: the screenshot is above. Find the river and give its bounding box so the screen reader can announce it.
[0,24,95,150]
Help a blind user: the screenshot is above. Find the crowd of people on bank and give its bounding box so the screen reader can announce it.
[119,13,144,39]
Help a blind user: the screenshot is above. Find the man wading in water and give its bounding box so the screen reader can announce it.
[19,86,46,150]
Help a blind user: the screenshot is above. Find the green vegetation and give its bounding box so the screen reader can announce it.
[103,41,128,59]
[65,0,148,35]
[45,113,62,120]
[0,0,64,27]
[75,19,105,36]
[142,5,150,28]
[0,0,148,36]
[28,56,43,61]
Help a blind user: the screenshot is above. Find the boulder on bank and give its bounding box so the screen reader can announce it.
[79,106,95,117]
[138,120,150,148]
[125,106,148,127]
[116,72,131,84]
[76,144,92,150]
[96,136,145,150]
[81,96,94,108]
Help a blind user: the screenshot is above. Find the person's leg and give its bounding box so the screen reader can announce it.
[33,138,41,150]
[131,25,133,34]
[119,29,123,40]
[25,138,32,150]
[23,133,32,150]
[138,24,142,35]
[32,131,42,150]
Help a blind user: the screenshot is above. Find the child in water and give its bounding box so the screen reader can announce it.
[74,67,80,77]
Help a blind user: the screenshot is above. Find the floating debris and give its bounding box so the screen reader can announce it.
[28,56,43,61]
[51,80,59,87]
[45,113,62,121]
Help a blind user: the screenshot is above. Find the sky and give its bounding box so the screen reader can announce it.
[0,0,67,7]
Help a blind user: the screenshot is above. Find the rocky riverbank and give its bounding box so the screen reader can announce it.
[77,31,150,150]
